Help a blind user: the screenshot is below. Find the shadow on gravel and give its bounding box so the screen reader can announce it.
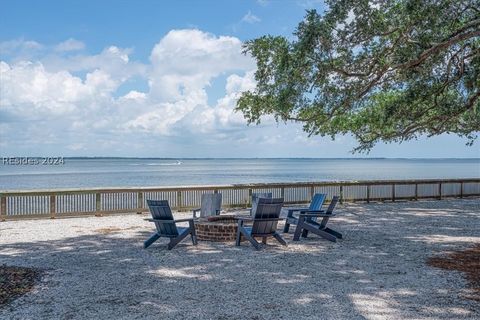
[0,199,479,319]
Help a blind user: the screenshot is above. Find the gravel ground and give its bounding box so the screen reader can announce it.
[0,198,479,320]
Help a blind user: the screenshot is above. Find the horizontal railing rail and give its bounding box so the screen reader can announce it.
[1,178,479,220]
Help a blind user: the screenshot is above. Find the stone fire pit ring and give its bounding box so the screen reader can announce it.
[195,215,240,242]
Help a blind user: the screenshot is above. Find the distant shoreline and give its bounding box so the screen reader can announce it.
[1,157,479,161]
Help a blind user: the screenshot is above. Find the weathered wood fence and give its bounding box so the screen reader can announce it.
[1,178,479,220]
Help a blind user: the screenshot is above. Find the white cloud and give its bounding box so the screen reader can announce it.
[54,38,85,52]
[121,90,147,101]
[137,30,256,135]
[0,39,43,52]
[297,0,324,8]
[0,61,118,117]
[241,11,261,24]
[124,89,208,135]
[0,39,45,61]
[172,71,256,135]
[42,46,147,80]
[257,0,269,6]
[3,29,341,156]
[148,29,253,101]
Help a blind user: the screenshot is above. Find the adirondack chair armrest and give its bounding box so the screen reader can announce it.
[145,218,176,224]
[287,207,310,218]
[299,209,325,213]
[175,218,195,223]
[236,216,254,221]
[236,215,253,227]
[252,218,284,222]
[298,212,336,217]
[287,207,310,213]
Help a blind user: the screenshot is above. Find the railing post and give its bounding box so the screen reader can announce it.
[366,185,370,203]
[49,195,56,219]
[438,183,442,200]
[0,195,6,221]
[339,185,344,204]
[310,185,314,198]
[137,192,143,214]
[280,187,285,199]
[460,182,463,198]
[95,193,102,216]
[176,191,182,210]
[415,183,418,201]
[392,184,396,202]
[248,188,253,206]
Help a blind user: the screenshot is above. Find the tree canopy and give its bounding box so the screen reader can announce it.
[236,0,480,152]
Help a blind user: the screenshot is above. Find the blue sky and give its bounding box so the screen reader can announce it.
[0,0,479,158]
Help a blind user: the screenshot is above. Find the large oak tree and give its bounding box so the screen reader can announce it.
[236,0,480,152]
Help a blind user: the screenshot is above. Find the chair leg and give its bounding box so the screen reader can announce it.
[302,217,315,238]
[324,227,342,239]
[293,218,304,241]
[317,229,337,242]
[144,232,161,249]
[239,228,260,250]
[273,232,287,246]
[191,233,198,245]
[283,211,295,233]
[189,221,198,245]
[167,238,176,250]
[308,228,337,242]
[235,229,242,246]
[167,230,190,250]
[297,222,338,242]
[235,221,243,246]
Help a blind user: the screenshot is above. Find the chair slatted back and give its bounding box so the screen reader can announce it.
[319,196,340,228]
[251,192,273,215]
[309,193,327,210]
[199,193,222,218]
[326,196,339,214]
[147,200,178,237]
[252,198,284,235]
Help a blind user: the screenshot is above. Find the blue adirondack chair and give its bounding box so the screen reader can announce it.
[192,193,222,218]
[144,200,197,250]
[283,193,327,234]
[250,192,273,214]
[292,196,342,242]
[236,197,287,250]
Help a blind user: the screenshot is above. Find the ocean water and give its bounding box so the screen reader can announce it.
[0,158,479,191]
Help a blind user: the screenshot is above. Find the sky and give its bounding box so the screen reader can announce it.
[0,0,479,158]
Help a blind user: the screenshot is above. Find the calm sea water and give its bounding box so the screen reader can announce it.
[0,158,479,191]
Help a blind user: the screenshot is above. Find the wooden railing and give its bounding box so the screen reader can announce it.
[1,178,479,221]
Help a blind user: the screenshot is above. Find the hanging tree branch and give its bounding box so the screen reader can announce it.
[236,0,480,152]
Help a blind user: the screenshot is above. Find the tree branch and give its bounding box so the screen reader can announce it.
[395,29,480,70]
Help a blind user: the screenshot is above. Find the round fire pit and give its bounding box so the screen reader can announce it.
[195,215,239,242]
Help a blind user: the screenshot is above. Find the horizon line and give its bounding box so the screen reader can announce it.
[1,156,479,160]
